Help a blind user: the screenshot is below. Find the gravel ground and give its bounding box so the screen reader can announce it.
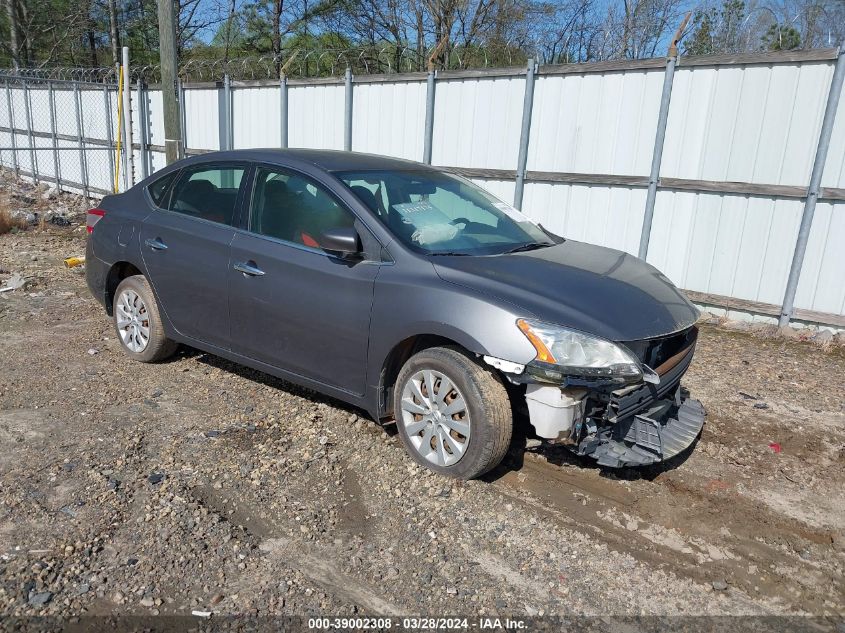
[0,182,843,626]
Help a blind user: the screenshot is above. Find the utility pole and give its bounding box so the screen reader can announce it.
[157,0,182,164]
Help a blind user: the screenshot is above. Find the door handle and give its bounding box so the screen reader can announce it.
[233,261,265,277]
[144,237,168,251]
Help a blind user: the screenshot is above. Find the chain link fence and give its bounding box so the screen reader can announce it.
[0,75,121,197]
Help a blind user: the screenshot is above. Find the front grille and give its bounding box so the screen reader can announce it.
[622,326,698,370]
[606,341,696,422]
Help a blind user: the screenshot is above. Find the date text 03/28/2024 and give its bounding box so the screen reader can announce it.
[307,617,528,630]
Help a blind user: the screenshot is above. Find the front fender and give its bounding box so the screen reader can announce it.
[366,264,539,416]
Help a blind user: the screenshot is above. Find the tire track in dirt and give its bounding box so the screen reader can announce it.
[191,484,404,616]
[490,455,843,614]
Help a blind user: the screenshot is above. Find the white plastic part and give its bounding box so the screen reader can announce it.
[525,385,587,440]
[483,355,525,374]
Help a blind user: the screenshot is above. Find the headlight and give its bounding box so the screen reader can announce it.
[517,318,642,381]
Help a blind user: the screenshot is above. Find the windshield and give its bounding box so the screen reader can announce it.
[336,169,555,255]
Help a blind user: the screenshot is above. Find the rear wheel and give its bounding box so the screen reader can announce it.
[113,275,178,363]
[394,346,512,479]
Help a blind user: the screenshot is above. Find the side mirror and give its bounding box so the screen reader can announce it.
[320,226,361,259]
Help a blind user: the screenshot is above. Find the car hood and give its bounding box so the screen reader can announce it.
[432,240,700,342]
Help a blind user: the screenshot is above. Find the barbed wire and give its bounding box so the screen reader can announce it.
[0,65,119,83]
[0,42,537,84]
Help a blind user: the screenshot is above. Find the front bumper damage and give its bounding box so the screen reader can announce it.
[499,326,705,468]
[578,387,705,467]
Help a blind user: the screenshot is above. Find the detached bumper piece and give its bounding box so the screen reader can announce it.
[584,389,705,467]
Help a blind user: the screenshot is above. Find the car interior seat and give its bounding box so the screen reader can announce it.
[176,179,216,216]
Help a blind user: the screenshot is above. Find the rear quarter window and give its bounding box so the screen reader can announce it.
[147,172,178,208]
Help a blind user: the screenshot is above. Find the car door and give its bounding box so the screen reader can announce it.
[228,166,380,395]
[140,162,248,350]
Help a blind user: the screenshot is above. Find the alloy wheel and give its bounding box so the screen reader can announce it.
[400,369,471,467]
[116,289,151,353]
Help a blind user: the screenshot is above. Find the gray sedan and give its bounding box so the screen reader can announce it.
[86,149,704,479]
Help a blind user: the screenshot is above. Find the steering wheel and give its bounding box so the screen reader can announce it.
[450,217,472,226]
[174,200,203,216]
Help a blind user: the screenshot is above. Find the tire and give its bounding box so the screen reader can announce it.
[112,275,178,363]
[393,346,512,479]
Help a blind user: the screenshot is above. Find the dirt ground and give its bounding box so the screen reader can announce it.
[0,185,844,627]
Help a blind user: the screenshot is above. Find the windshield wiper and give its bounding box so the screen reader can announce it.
[502,242,553,254]
[429,251,471,256]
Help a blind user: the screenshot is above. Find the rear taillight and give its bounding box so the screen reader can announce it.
[86,208,105,234]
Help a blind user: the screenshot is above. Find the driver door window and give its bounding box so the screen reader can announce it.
[250,167,354,248]
[168,165,245,226]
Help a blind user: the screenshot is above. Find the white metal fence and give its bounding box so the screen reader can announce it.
[1,47,844,328]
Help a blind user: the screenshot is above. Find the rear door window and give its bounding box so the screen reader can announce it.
[168,164,246,226]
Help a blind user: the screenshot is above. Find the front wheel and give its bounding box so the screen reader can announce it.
[394,347,512,479]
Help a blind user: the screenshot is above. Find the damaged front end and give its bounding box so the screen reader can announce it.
[490,323,705,468]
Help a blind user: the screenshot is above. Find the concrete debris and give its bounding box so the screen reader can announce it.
[698,311,843,347]
[814,330,834,347]
[777,326,801,340]
[11,209,38,225]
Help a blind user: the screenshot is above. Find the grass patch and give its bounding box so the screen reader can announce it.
[0,207,28,235]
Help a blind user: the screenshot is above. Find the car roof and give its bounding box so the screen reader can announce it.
[182,148,435,173]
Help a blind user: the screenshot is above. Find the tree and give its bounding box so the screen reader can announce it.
[4,0,21,69]
[107,0,120,66]
[761,22,801,50]
[587,0,686,60]
[535,0,600,64]
[685,0,745,56]
[0,0,842,74]
[0,0,96,67]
